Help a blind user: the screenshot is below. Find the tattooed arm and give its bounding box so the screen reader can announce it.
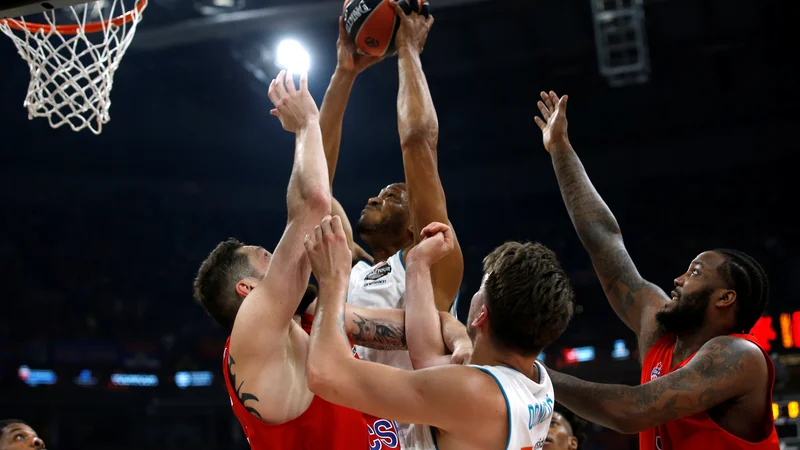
[345,305,469,353]
[535,91,669,355]
[548,336,767,434]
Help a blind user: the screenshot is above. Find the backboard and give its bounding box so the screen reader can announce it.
[1,0,92,19]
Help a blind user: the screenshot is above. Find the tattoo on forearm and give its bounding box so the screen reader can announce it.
[227,353,262,420]
[551,148,652,325]
[565,339,748,424]
[350,312,407,350]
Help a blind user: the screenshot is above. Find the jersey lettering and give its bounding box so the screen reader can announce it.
[528,394,554,429]
[367,419,399,449]
[655,435,662,450]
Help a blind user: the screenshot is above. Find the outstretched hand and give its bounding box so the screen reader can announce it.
[534,90,570,153]
[389,0,434,54]
[268,70,319,133]
[407,222,454,267]
[304,216,353,287]
[336,16,384,74]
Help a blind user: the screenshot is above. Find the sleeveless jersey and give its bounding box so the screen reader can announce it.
[348,250,461,448]
[349,251,413,370]
[400,362,555,450]
[639,333,780,450]
[222,334,401,449]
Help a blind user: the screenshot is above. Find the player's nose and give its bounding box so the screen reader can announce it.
[33,437,45,448]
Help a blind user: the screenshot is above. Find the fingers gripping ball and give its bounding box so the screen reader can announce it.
[342,0,430,57]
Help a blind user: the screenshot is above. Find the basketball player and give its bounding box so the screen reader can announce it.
[192,71,470,449]
[545,404,587,450]
[318,2,464,347]
[304,215,575,450]
[533,91,779,449]
[0,419,45,450]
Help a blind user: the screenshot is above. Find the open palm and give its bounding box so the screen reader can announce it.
[534,90,569,153]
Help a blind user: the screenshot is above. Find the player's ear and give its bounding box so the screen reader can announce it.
[568,436,578,450]
[471,304,489,329]
[235,278,257,299]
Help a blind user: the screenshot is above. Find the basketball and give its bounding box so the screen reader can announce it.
[342,0,430,57]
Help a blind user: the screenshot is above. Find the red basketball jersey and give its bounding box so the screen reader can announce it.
[222,324,402,449]
[639,333,780,450]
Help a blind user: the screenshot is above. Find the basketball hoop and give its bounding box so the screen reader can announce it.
[0,0,148,134]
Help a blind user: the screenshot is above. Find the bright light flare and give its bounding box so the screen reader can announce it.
[276,39,310,73]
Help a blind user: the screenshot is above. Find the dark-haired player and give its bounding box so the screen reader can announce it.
[0,419,45,450]
[192,71,469,449]
[545,404,587,450]
[318,0,463,338]
[305,217,575,450]
[534,91,779,450]
[317,7,465,445]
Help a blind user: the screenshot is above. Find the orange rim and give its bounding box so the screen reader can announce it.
[1,0,147,34]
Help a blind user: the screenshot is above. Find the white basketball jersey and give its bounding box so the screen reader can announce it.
[349,250,469,449]
[348,250,414,370]
[397,362,555,450]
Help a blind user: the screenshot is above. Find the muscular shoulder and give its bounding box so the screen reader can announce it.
[695,336,766,373]
[431,366,508,441]
[681,335,768,397]
[447,367,507,419]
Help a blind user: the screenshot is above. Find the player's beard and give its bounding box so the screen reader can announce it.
[355,211,408,240]
[655,287,713,334]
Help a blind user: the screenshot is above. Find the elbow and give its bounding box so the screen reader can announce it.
[409,356,431,371]
[608,412,649,434]
[399,124,438,152]
[306,359,335,399]
[289,186,330,219]
[304,188,331,215]
[576,222,623,253]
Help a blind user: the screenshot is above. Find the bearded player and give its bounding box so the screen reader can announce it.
[192,71,469,449]
[533,91,779,449]
[318,1,463,355]
[304,215,575,450]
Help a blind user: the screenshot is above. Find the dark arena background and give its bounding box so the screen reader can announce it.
[1,0,799,448]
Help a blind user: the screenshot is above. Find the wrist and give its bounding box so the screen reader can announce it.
[548,139,573,154]
[332,66,358,81]
[317,274,349,292]
[406,256,432,272]
[297,118,321,132]
[396,44,420,58]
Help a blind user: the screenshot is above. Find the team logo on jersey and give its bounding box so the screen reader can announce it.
[365,417,399,450]
[650,362,663,381]
[364,261,392,287]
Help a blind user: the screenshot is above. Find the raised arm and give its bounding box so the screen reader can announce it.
[547,336,766,434]
[391,2,463,312]
[304,216,501,440]
[231,71,330,357]
[320,19,381,264]
[404,222,458,368]
[535,91,669,353]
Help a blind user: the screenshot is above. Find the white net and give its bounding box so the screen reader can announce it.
[0,0,147,134]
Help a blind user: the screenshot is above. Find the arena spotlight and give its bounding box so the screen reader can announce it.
[276,39,310,73]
